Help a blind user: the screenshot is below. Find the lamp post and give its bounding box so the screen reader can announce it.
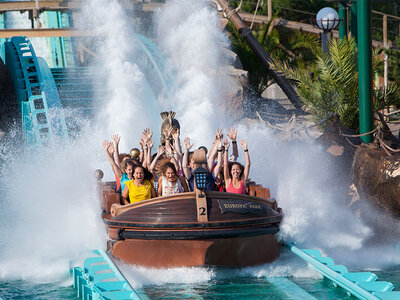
[313,7,341,53]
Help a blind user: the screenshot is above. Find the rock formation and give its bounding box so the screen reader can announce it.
[351,145,400,216]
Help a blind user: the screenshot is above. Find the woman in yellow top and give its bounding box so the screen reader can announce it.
[122,165,156,204]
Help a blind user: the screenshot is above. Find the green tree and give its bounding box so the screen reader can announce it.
[385,37,400,82]
[227,19,320,96]
[279,38,400,130]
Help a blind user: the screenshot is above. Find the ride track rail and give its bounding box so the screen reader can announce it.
[3,35,173,147]
[3,36,69,146]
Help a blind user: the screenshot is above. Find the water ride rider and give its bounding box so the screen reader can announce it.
[103,139,132,192]
[122,165,156,204]
[223,139,250,194]
[183,134,223,191]
[157,162,189,196]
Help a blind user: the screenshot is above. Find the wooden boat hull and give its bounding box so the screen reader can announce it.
[101,182,283,268]
[109,234,280,268]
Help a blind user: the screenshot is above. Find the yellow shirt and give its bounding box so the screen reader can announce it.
[125,179,152,203]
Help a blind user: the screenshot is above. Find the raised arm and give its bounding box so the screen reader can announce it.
[111,134,121,167]
[182,137,193,179]
[146,139,153,169]
[223,139,230,184]
[142,142,149,169]
[103,140,123,178]
[213,140,223,178]
[172,128,182,157]
[208,129,223,171]
[149,145,165,178]
[227,128,238,158]
[240,139,251,181]
[172,128,183,172]
[139,137,145,163]
[141,128,153,166]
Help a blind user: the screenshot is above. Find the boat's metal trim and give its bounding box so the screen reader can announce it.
[117,224,280,240]
[104,214,283,229]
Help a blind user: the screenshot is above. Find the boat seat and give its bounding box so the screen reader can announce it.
[104,193,121,213]
[256,188,271,200]
[102,189,115,210]
[248,184,262,196]
[342,272,377,283]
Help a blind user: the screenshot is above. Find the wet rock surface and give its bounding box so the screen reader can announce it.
[351,145,400,216]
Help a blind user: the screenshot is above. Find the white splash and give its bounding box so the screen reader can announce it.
[156,0,231,146]
[0,135,107,282]
[78,0,161,151]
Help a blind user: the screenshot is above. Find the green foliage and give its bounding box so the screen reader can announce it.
[279,38,400,130]
[382,37,400,82]
[227,19,320,95]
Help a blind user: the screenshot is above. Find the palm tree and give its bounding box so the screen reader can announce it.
[227,17,320,96]
[279,37,400,130]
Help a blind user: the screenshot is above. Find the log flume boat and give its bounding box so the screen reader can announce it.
[99,177,283,268]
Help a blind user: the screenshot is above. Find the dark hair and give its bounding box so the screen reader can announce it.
[132,164,153,181]
[119,154,131,169]
[162,162,178,176]
[198,146,208,155]
[228,162,244,178]
[124,159,138,170]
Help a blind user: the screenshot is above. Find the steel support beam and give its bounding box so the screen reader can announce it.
[357,0,373,143]
[0,28,92,38]
[339,2,348,40]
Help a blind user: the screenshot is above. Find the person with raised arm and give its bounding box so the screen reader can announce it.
[171,128,183,173]
[122,165,156,205]
[208,132,224,191]
[207,129,223,171]
[183,136,218,192]
[182,136,194,181]
[103,139,133,192]
[227,127,239,162]
[140,128,153,169]
[223,139,250,195]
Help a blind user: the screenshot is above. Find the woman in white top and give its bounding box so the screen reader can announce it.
[157,162,189,197]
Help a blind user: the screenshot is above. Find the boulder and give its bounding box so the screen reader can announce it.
[351,145,400,216]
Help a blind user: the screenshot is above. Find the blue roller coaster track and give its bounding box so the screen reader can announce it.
[2,34,172,147]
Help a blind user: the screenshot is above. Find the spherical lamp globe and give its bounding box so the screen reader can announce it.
[316,7,339,31]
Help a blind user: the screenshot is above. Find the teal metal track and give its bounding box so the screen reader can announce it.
[287,243,400,300]
[72,249,144,300]
[4,36,69,146]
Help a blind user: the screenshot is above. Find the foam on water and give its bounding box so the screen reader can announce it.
[0,133,107,283]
